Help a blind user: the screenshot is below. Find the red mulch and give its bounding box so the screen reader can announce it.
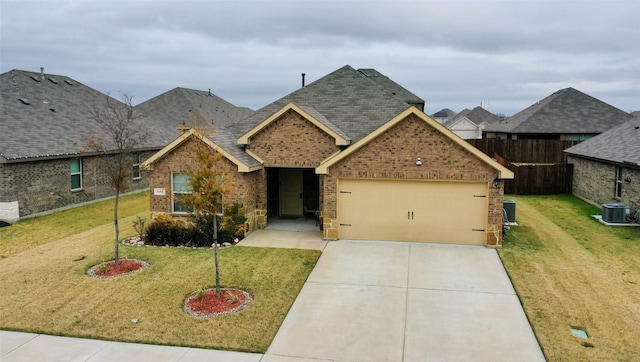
[87,259,149,279]
[184,288,252,318]
[94,259,145,277]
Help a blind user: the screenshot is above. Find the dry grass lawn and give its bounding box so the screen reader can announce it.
[499,195,640,361]
[0,194,320,353]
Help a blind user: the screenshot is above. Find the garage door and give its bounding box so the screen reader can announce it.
[338,179,488,245]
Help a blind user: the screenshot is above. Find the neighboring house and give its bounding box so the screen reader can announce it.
[142,65,514,246]
[443,106,499,139]
[431,108,457,124]
[0,69,180,221]
[565,115,640,212]
[484,87,632,140]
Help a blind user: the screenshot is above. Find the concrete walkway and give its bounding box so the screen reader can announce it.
[2,222,544,361]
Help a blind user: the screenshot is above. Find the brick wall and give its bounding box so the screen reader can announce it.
[322,114,505,245]
[247,109,341,167]
[146,135,266,231]
[569,156,640,212]
[0,152,152,218]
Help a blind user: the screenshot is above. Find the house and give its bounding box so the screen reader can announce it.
[565,115,640,213]
[443,106,499,139]
[0,69,184,222]
[484,87,632,140]
[431,108,457,124]
[142,65,514,246]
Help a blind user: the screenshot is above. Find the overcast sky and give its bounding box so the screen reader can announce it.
[1,0,638,116]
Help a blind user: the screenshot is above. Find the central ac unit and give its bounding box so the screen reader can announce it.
[601,203,629,223]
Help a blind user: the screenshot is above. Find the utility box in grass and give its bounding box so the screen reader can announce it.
[503,200,516,223]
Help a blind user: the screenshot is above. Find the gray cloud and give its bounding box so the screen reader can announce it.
[2,0,638,115]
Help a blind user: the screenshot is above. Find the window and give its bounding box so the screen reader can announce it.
[70,158,83,190]
[132,153,141,179]
[615,167,623,199]
[171,173,224,215]
[172,173,193,213]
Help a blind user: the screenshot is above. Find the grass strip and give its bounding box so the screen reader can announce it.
[499,195,640,361]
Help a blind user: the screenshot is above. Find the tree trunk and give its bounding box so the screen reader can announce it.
[214,215,220,299]
[114,192,120,265]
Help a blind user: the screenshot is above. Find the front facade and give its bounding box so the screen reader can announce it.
[143,66,513,246]
[566,117,640,213]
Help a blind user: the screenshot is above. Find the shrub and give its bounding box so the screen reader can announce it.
[145,213,235,247]
[222,202,247,239]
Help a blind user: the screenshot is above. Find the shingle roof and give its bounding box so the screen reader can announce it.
[136,87,259,169]
[231,65,415,143]
[485,87,632,134]
[565,115,640,166]
[0,69,131,161]
[444,107,499,128]
[356,68,425,109]
[431,108,457,118]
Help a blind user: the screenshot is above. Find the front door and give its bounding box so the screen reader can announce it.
[279,169,303,216]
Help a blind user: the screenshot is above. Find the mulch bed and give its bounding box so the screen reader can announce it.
[86,259,149,279]
[122,235,240,249]
[183,288,252,318]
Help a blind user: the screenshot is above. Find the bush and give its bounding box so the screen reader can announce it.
[222,202,247,239]
[145,213,234,247]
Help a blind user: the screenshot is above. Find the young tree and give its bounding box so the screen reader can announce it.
[179,126,228,299]
[86,92,147,265]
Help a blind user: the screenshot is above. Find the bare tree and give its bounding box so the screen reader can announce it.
[86,92,147,265]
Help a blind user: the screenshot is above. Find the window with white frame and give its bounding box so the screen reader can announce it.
[172,173,193,213]
[132,152,141,179]
[615,167,623,199]
[70,158,83,190]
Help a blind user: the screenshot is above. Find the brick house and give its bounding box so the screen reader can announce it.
[565,116,640,215]
[142,65,513,246]
[0,69,162,221]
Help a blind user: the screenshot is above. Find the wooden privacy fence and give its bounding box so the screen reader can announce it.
[466,139,577,194]
[504,163,573,195]
[467,139,578,163]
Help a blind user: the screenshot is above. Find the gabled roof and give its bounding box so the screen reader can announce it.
[238,103,350,145]
[230,65,415,144]
[444,106,499,128]
[316,107,514,179]
[136,87,254,146]
[565,115,640,167]
[0,69,129,162]
[485,87,632,134]
[431,108,457,119]
[141,128,261,172]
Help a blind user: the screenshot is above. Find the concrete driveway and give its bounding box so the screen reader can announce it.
[262,240,545,361]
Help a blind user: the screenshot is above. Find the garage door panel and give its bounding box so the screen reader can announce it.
[338,179,487,245]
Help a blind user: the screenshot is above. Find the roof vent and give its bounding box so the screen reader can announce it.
[18,98,31,105]
[49,108,56,112]
[64,79,73,85]
[48,77,58,84]
[30,76,41,82]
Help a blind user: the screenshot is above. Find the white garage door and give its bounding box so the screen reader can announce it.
[338,179,488,245]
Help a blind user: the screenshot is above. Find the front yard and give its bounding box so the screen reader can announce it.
[0,192,320,353]
[499,195,640,361]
